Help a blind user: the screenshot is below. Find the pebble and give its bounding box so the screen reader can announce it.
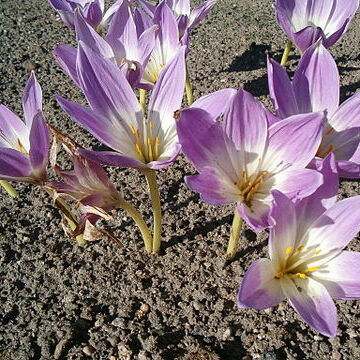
[222,327,232,341]
[109,357,117,360]
[54,338,69,359]
[83,345,95,356]
[112,318,125,327]
[193,301,202,311]
[314,335,322,341]
[332,351,341,360]
[320,342,330,352]
[108,336,120,347]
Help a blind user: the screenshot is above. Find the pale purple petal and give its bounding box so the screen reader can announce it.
[78,149,146,169]
[330,92,360,131]
[22,72,42,126]
[188,0,217,29]
[281,276,337,337]
[263,112,324,173]
[0,104,29,149]
[292,25,325,53]
[82,0,103,28]
[75,11,114,60]
[267,56,298,119]
[148,46,186,134]
[296,153,338,235]
[54,45,80,87]
[237,258,285,310]
[76,41,142,122]
[185,167,238,206]
[336,160,360,178]
[224,90,268,174]
[29,112,49,178]
[293,43,339,117]
[191,88,237,121]
[315,251,360,300]
[134,8,154,36]
[269,190,297,262]
[272,168,323,201]
[0,148,32,181]
[305,195,360,251]
[148,143,181,169]
[237,200,273,232]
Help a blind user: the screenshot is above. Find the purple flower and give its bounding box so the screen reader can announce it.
[137,0,217,40]
[176,88,324,231]
[273,0,359,52]
[238,154,360,337]
[0,72,50,184]
[56,41,186,170]
[268,41,360,178]
[48,0,121,31]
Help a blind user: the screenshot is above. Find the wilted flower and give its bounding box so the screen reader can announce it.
[268,41,360,178]
[176,88,324,231]
[273,0,359,52]
[238,155,360,337]
[0,72,49,184]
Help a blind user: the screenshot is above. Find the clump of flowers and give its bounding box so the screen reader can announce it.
[1,0,360,339]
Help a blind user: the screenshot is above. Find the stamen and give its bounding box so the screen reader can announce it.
[325,127,334,136]
[147,138,153,161]
[314,250,322,255]
[17,139,29,155]
[285,247,293,255]
[306,267,319,272]
[154,137,160,159]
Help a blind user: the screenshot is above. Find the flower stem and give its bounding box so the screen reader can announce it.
[185,64,194,106]
[280,40,292,66]
[140,89,147,114]
[117,199,153,253]
[227,209,243,259]
[143,169,162,253]
[0,180,18,198]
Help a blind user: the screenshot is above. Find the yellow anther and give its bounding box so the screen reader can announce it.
[129,125,137,135]
[314,250,322,255]
[285,247,293,255]
[17,139,29,155]
[261,171,268,176]
[147,137,153,161]
[325,127,334,136]
[297,246,304,252]
[297,273,307,279]
[306,267,319,272]
[154,137,160,159]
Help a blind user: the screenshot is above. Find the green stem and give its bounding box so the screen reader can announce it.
[143,169,162,253]
[226,209,243,259]
[0,180,18,198]
[117,199,153,253]
[280,40,292,66]
[140,89,147,114]
[185,64,194,106]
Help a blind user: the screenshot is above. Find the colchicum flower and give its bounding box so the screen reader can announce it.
[268,41,360,178]
[48,0,121,31]
[0,72,49,184]
[238,154,360,337]
[137,0,217,41]
[273,0,359,52]
[56,41,186,170]
[176,88,324,231]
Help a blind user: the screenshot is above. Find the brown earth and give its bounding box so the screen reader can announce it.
[1,0,360,359]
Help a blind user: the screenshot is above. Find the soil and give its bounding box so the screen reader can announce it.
[1,0,360,359]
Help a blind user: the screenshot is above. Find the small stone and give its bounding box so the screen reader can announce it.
[320,342,330,352]
[332,351,341,360]
[83,345,95,356]
[118,344,131,360]
[347,329,357,338]
[135,304,150,319]
[138,350,148,360]
[109,357,117,360]
[54,338,69,359]
[314,335,322,341]
[108,336,119,347]
[112,318,125,327]
[193,301,202,311]
[222,328,232,341]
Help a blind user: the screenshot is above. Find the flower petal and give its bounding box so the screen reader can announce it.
[0,148,32,182]
[281,276,337,337]
[315,251,360,300]
[305,195,360,251]
[54,44,80,87]
[330,92,360,131]
[188,0,217,29]
[191,88,237,121]
[237,258,285,310]
[292,25,325,53]
[268,190,297,261]
[336,160,360,179]
[22,72,42,126]
[29,112,49,179]
[267,56,298,119]
[224,89,268,175]
[263,112,324,173]
[293,42,339,117]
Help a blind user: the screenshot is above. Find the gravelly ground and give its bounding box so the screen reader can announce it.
[1,0,360,359]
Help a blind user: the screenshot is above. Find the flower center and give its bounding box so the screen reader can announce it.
[16,139,30,155]
[275,246,322,279]
[129,121,161,163]
[238,169,268,205]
